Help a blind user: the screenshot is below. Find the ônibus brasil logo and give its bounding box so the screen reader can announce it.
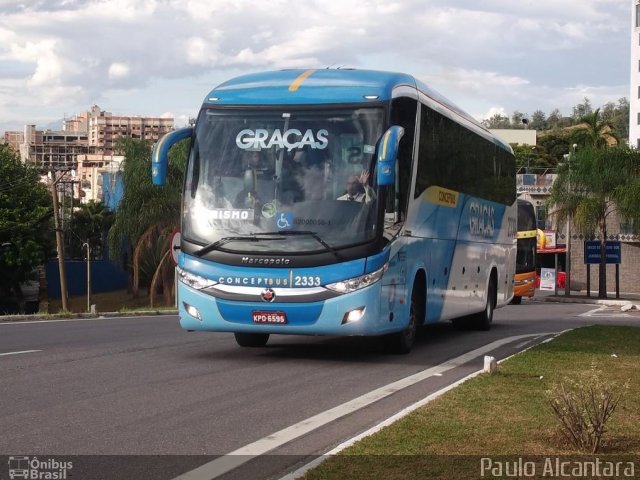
[8,456,73,480]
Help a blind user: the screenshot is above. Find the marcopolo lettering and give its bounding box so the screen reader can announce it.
[236,128,329,152]
[241,257,291,265]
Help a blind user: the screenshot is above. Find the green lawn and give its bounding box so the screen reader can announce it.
[302,326,640,480]
[48,289,175,314]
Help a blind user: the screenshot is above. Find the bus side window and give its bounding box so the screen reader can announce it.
[389,96,417,221]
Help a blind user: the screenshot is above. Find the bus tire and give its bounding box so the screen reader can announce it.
[234,332,270,347]
[387,280,422,354]
[473,276,496,331]
[510,296,522,305]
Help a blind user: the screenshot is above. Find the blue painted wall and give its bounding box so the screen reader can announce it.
[101,171,124,210]
[46,260,128,298]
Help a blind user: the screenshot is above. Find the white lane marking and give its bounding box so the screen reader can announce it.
[0,349,42,357]
[282,329,567,480]
[513,334,548,349]
[0,315,176,326]
[579,306,609,317]
[579,306,635,318]
[173,332,557,480]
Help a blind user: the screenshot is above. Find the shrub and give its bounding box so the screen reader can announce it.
[546,362,628,453]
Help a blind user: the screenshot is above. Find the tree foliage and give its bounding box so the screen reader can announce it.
[547,146,640,298]
[0,145,53,304]
[570,108,619,149]
[107,137,188,302]
[67,200,114,259]
[483,97,629,143]
[481,113,510,129]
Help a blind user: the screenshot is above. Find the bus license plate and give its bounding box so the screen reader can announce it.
[252,311,287,324]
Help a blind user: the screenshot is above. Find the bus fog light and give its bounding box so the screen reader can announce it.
[183,302,202,321]
[342,306,366,324]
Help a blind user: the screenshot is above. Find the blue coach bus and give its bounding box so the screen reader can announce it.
[152,69,517,353]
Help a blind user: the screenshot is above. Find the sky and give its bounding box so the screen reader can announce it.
[0,0,632,133]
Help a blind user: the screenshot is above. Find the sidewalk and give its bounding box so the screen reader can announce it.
[530,288,640,307]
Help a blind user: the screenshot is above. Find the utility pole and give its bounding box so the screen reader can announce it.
[564,144,577,297]
[50,170,69,311]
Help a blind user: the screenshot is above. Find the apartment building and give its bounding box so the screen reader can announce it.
[68,105,174,156]
[3,105,174,203]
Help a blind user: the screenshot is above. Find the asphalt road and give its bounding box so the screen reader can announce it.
[0,302,638,480]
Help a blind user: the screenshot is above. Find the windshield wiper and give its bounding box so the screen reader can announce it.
[256,230,342,260]
[193,235,285,257]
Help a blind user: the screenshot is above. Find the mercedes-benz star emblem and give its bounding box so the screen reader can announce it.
[261,288,276,302]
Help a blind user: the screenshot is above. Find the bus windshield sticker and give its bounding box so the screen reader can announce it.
[236,128,329,151]
[208,209,255,221]
[276,212,294,230]
[363,144,375,154]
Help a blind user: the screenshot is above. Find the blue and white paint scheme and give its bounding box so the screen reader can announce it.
[152,69,517,352]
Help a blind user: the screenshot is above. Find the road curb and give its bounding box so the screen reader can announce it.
[0,310,178,323]
[529,295,638,308]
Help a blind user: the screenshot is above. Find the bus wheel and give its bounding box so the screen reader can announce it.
[473,277,495,331]
[387,283,421,354]
[510,296,522,305]
[234,332,270,347]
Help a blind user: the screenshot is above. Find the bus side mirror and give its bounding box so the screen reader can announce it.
[151,127,193,185]
[376,125,404,187]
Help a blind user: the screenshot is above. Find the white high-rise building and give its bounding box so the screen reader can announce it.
[631,1,640,147]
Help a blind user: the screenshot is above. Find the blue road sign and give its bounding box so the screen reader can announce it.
[583,241,621,264]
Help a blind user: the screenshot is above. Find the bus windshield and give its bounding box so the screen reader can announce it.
[183,107,385,254]
[516,200,537,274]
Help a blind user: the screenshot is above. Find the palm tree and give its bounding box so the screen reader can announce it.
[108,138,188,304]
[69,200,113,259]
[548,146,640,298]
[570,108,619,149]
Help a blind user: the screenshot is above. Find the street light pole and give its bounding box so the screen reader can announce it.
[83,241,91,312]
[564,144,577,297]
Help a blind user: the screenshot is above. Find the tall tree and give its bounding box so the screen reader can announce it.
[547,146,640,298]
[482,113,510,129]
[511,111,526,129]
[571,108,619,149]
[547,108,563,130]
[572,97,593,122]
[0,145,53,311]
[530,110,547,130]
[107,138,188,303]
[605,98,629,142]
[68,200,114,259]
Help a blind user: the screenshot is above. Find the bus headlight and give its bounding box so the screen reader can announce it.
[177,267,217,290]
[326,263,388,294]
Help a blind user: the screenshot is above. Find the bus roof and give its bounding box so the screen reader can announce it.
[204,68,511,152]
[205,69,416,105]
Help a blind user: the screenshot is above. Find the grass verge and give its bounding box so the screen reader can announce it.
[302,325,640,480]
[48,289,175,314]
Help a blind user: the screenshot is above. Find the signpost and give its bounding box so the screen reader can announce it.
[539,268,557,292]
[583,241,622,298]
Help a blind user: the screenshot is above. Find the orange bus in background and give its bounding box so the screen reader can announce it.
[512,199,537,304]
